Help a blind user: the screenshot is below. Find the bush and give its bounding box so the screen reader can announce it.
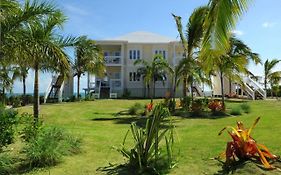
[19,113,43,142]
[0,108,18,151]
[116,104,176,174]
[191,99,205,115]
[23,126,82,167]
[208,100,224,115]
[180,96,192,111]
[240,103,251,113]
[0,153,13,174]
[230,106,242,116]
[163,98,176,113]
[128,103,144,115]
[12,96,22,108]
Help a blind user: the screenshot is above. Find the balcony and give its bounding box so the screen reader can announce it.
[104,56,122,65]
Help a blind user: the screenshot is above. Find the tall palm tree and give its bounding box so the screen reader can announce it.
[134,55,172,102]
[202,0,252,55]
[12,65,29,105]
[172,6,208,99]
[215,36,260,106]
[264,59,281,94]
[17,11,75,123]
[73,36,105,100]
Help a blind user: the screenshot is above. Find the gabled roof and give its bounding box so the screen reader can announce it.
[105,31,177,43]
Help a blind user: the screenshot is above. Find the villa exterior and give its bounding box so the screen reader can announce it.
[91,31,186,98]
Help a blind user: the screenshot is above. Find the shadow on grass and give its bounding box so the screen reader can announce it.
[214,159,281,175]
[92,116,174,129]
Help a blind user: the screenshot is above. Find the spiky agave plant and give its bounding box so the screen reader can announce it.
[218,117,278,169]
[116,104,176,174]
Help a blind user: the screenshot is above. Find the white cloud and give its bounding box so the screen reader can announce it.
[64,4,89,16]
[262,22,277,28]
[231,30,244,36]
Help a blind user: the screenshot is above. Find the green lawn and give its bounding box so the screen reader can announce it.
[17,99,281,175]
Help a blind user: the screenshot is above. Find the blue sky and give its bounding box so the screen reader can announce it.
[13,0,281,93]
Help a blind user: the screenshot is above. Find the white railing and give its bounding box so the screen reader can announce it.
[244,83,255,100]
[242,76,266,99]
[110,79,122,92]
[44,80,53,103]
[104,56,121,64]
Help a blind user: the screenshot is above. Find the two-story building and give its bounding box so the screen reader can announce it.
[93,31,184,98]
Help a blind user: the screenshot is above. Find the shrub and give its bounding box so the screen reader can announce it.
[0,108,18,151]
[240,103,251,113]
[116,104,176,174]
[19,113,43,142]
[0,153,13,174]
[230,106,242,116]
[128,103,144,115]
[208,100,224,115]
[23,126,82,167]
[12,96,22,108]
[191,99,205,115]
[218,117,278,169]
[180,96,192,111]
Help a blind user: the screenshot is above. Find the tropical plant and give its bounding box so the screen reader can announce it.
[24,126,81,167]
[116,104,176,174]
[172,6,208,99]
[230,106,242,116]
[0,108,18,151]
[73,36,105,100]
[264,59,281,95]
[218,117,278,169]
[128,103,144,115]
[208,100,224,115]
[240,103,251,113]
[15,10,76,123]
[134,55,172,102]
[12,64,29,106]
[211,36,260,106]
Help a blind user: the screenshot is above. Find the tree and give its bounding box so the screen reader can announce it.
[73,36,105,100]
[134,55,172,102]
[17,10,75,123]
[264,59,281,96]
[172,6,208,99]
[12,65,29,105]
[214,36,260,106]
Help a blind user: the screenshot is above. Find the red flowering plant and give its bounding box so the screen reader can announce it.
[218,117,278,169]
[208,100,224,114]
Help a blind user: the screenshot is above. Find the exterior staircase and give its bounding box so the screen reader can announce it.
[44,75,64,103]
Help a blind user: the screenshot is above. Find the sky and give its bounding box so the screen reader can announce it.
[13,0,281,93]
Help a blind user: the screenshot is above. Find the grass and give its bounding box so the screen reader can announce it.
[14,99,281,175]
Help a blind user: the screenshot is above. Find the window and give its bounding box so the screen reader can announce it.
[129,49,141,59]
[114,51,120,56]
[154,49,167,59]
[104,51,109,57]
[129,72,141,81]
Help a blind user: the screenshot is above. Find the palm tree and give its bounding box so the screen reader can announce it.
[214,36,260,106]
[202,0,252,55]
[134,55,172,102]
[12,65,29,105]
[172,6,208,99]
[17,11,75,123]
[73,36,105,100]
[264,59,281,95]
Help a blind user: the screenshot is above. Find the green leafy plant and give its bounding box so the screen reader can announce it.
[23,126,82,167]
[191,99,206,115]
[180,96,192,111]
[0,108,18,151]
[116,104,176,174]
[230,106,242,116]
[0,153,13,174]
[128,103,145,115]
[240,103,251,113]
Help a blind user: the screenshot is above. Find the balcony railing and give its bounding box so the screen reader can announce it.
[104,56,121,65]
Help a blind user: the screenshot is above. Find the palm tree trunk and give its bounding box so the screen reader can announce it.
[229,78,232,94]
[33,67,39,124]
[173,77,177,102]
[190,78,194,102]
[220,71,225,107]
[153,79,156,99]
[23,76,26,106]
[77,75,80,100]
[183,76,187,97]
